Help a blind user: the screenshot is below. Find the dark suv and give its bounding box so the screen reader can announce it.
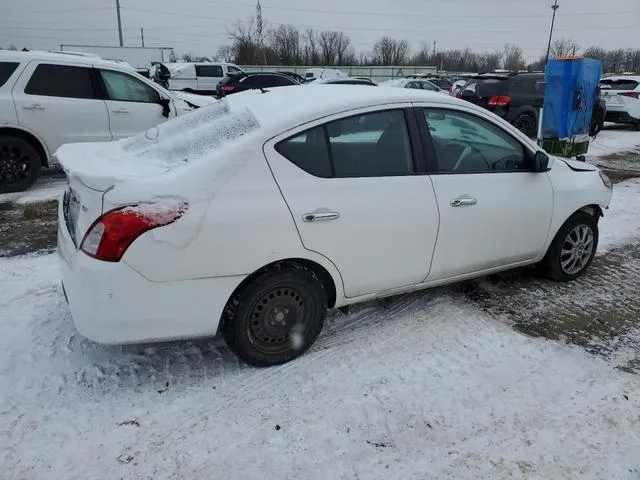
[216,72,299,97]
[458,73,545,137]
[459,72,606,137]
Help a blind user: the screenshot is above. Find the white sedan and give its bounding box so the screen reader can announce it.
[56,85,613,366]
[379,78,448,94]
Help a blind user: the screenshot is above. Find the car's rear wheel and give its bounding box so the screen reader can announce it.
[0,135,42,194]
[222,264,327,367]
[539,212,599,282]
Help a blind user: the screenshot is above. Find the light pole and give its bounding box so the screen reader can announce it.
[115,0,124,47]
[545,0,559,64]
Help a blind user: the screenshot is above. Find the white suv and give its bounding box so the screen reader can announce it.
[0,50,209,193]
[600,76,640,130]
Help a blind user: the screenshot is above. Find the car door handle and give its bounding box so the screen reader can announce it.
[302,210,340,222]
[112,108,129,114]
[23,104,45,111]
[450,196,477,207]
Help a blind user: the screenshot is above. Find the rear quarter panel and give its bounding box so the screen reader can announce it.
[121,144,344,297]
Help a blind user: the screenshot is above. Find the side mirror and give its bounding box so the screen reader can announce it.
[531,151,549,172]
[158,97,171,119]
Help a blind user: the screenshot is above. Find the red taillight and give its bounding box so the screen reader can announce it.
[80,202,187,262]
[456,91,462,99]
[222,85,235,92]
[618,92,640,99]
[488,95,512,106]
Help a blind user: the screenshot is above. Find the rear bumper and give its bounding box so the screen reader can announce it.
[57,202,246,345]
[605,110,639,123]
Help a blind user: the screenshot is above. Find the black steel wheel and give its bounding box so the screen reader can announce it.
[222,264,327,366]
[0,135,41,194]
[512,113,537,138]
[539,212,599,282]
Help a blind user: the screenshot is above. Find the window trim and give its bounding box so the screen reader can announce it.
[272,106,424,179]
[96,68,162,104]
[414,105,538,175]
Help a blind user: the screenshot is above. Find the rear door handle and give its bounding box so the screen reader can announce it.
[303,210,340,222]
[112,108,129,114]
[450,196,477,207]
[23,104,45,111]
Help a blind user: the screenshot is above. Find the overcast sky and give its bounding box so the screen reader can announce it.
[3,0,639,63]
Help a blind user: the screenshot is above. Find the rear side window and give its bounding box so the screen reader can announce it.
[25,64,97,99]
[600,79,639,91]
[227,65,242,74]
[0,62,19,87]
[195,65,223,77]
[276,109,414,178]
[271,75,295,87]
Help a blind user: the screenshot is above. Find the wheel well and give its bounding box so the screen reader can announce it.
[578,204,604,221]
[218,258,338,332]
[0,127,49,167]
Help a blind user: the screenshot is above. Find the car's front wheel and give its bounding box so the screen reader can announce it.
[222,263,327,367]
[540,212,599,282]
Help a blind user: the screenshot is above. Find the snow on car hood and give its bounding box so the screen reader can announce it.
[172,91,218,108]
[55,100,262,247]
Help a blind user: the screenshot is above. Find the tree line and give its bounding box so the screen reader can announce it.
[180,6,640,74]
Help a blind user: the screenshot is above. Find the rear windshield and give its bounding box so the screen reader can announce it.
[0,62,19,87]
[600,79,639,90]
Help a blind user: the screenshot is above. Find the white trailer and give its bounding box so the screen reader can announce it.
[59,45,174,73]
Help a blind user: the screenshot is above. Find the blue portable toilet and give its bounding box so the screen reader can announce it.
[541,57,602,158]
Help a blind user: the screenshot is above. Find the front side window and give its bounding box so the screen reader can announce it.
[25,64,97,99]
[99,70,160,103]
[424,108,527,173]
[276,109,414,178]
[227,65,242,74]
[0,62,19,88]
[195,65,223,77]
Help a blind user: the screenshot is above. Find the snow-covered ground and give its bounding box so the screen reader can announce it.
[1,181,640,479]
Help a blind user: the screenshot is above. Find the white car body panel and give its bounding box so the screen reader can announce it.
[55,86,613,345]
[12,60,113,154]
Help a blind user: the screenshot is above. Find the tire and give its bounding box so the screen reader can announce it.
[539,212,599,282]
[222,263,327,367]
[0,135,42,194]
[512,113,538,138]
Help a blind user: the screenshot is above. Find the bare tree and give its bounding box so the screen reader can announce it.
[181,52,194,62]
[371,37,409,65]
[551,38,580,58]
[503,44,524,71]
[269,25,300,65]
[302,28,319,65]
[227,17,260,64]
[318,30,341,65]
[335,32,353,65]
[216,45,235,62]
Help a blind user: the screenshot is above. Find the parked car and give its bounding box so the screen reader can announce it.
[458,73,545,137]
[279,71,307,83]
[216,72,300,97]
[311,77,377,86]
[304,68,347,82]
[599,76,640,130]
[56,85,612,367]
[0,50,205,193]
[379,78,447,94]
[451,79,467,96]
[160,62,244,95]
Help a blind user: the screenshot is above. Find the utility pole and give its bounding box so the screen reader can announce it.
[140,27,145,47]
[433,40,436,56]
[545,0,559,64]
[115,0,123,47]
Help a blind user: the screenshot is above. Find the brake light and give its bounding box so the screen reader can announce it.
[618,92,640,99]
[222,85,235,93]
[456,91,463,99]
[80,201,187,262]
[488,95,512,106]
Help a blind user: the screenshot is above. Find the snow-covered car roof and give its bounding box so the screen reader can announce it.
[601,76,640,82]
[0,49,137,70]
